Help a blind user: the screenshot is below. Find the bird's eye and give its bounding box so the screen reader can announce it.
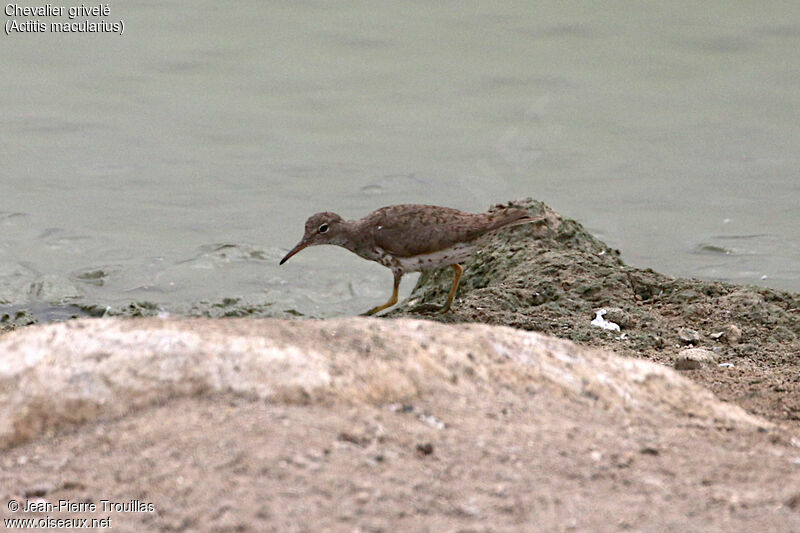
[318,223,329,234]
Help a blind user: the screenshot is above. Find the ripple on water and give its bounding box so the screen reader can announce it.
[69,265,124,287]
[692,234,779,256]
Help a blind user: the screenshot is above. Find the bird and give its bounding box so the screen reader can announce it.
[279,204,542,316]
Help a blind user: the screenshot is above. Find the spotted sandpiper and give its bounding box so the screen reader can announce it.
[280,204,542,315]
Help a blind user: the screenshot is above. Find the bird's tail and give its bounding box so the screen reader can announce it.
[486,208,546,232]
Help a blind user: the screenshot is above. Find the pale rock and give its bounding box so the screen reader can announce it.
[0,317,768,449]
[724,324,743,345]
[678,327,701,345]
[674,348,718,370]
[710,324,742,346]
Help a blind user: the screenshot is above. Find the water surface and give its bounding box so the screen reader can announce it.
[2,2,799,318]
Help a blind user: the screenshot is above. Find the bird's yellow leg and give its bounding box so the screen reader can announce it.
[441,264,463,313]
[363,271,402,316]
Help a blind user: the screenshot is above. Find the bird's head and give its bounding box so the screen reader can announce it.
[279,212,346,264]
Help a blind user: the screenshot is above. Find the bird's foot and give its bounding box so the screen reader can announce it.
[361,304,394,316]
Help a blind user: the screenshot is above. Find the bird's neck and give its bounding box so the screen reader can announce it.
[337,219,372,257]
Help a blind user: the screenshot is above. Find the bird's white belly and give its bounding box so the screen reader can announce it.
[392,242,476,272]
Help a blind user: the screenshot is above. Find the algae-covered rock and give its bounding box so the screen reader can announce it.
[391,199,800,422]
[0,309,36,335]
[79,298,289,320]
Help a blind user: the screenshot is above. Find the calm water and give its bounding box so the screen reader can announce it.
[2,2,799,318]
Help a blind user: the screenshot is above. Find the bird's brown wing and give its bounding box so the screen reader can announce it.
[370,205,532,258]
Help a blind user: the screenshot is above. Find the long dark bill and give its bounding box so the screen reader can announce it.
[279,241,309,265]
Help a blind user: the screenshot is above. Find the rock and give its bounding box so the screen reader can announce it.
[674,348,717,370]
[603,307,632,329]
[0,309,36,335]
[678,328,701,345]
[711,324,743,346]
[0,317,769,449]
[725,324,742,344]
